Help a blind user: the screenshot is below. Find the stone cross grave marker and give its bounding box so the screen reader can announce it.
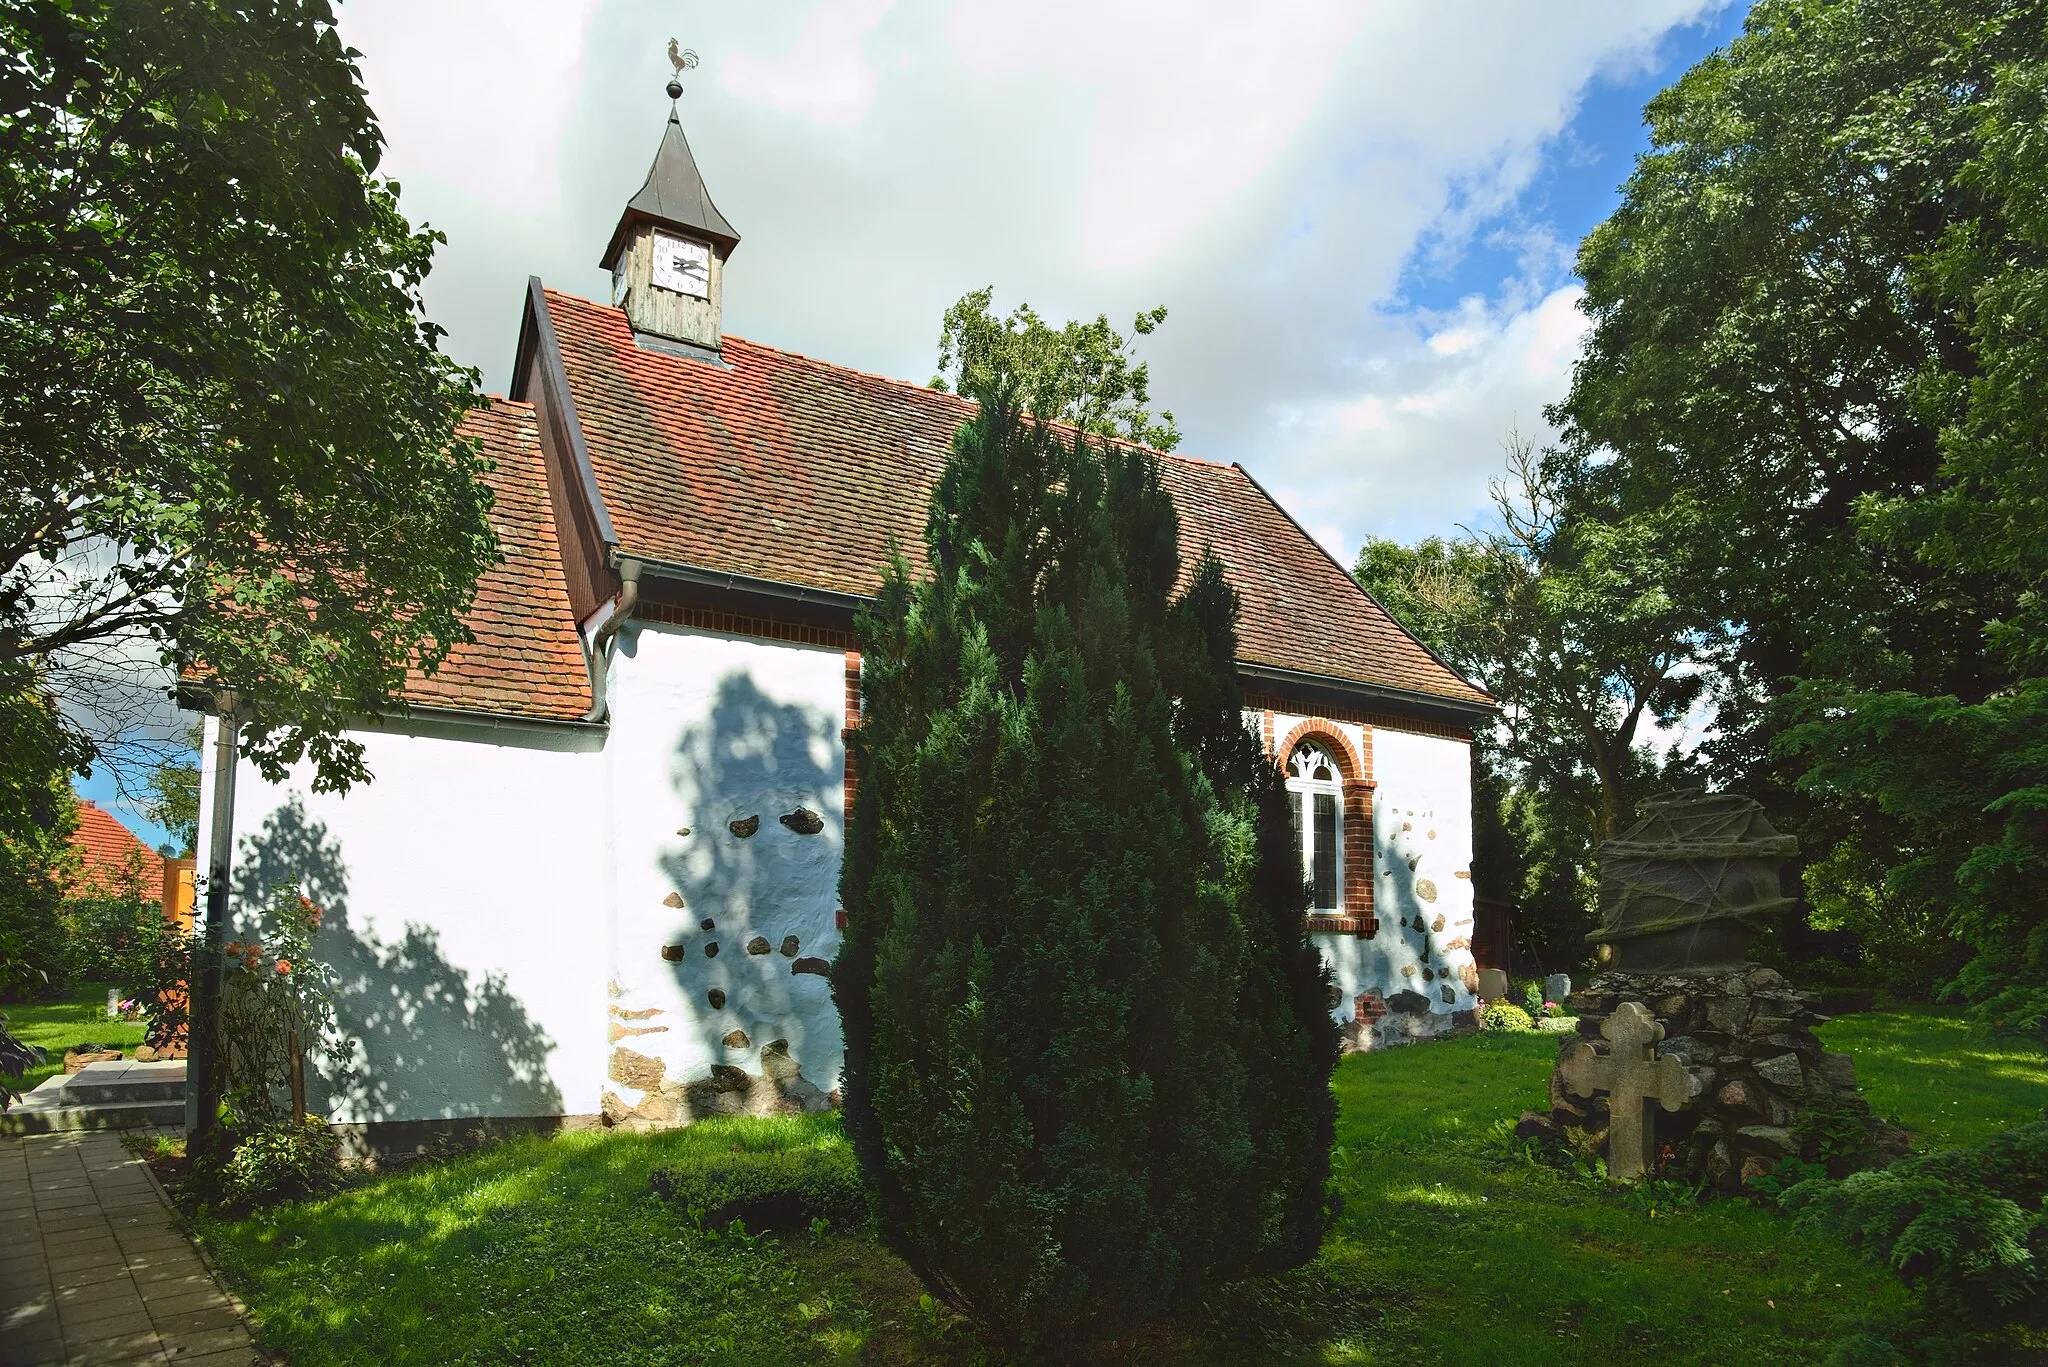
[1560,1000,1692,1181]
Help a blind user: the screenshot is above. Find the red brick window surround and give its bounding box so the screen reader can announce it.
[1273,718,1377,937]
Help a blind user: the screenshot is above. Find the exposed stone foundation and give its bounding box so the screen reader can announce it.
[1527,966,1905,1189]
[603,1040,833,1128]
[1341,987,1470,1051]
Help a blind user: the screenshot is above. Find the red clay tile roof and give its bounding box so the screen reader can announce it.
[68,800,165,899]
[543,290,1490,709]
[398,400,594,721]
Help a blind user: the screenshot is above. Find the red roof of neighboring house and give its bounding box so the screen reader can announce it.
[538,289,1492,709]
[67,800,165,900]
[400,400,593,722]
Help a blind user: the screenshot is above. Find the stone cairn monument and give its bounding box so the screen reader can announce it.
[1522,791,1903,1188]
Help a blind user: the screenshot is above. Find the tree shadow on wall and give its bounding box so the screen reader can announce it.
[654,669,842,1086]
[233,795,563,1121]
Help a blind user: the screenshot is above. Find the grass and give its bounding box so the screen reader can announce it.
[184,1022,1973,1367]
[2,983,147,1093]
[193,1116,878,1367]
[1303,1033,1908,1365]
[1818,1005,2048,1148]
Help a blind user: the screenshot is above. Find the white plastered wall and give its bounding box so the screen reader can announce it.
[197,715,610,1124]
[1264,711,1477,1034]
[603,624,846,1109]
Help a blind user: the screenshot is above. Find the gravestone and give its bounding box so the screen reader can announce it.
[1543,973,1571,1006]
[1558,1002,1690,1180]
[1529,789,1905,1188]
[1476,967,1510,1001]
[1589,790,1795,973]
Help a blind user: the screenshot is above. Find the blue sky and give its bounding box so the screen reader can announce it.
[74,2,1750,847]
[1396,8,1743,321]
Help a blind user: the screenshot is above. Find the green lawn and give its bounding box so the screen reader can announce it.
[184,1018,2007,1366]
[2,984,147,1093]
[1818,1005,2047,1148]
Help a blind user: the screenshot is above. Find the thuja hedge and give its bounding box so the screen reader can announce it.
[834,376,1338,1347]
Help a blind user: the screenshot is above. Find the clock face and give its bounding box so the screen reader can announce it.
[651,231,711,299]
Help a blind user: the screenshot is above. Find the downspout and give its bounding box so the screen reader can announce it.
[580,559,641,723]
[187,695,240,1141]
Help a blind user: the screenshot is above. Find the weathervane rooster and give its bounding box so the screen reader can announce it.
[666,38,698,100]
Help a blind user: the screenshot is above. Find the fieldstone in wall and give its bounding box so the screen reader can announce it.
[612,633,849,1116]
[780,807,824,835]
[1754,1053,1805,1090]
[723,1030,751,1049]
[609,1047,666,1092]
[662,891,685,909]
[674,1040,833,1121]
[1542,966,1907,1191]
[780,935,800,957]
[1416,880,1438,903]
[661,944,687,962]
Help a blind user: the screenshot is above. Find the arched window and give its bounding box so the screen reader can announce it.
[1287,741,1343,913]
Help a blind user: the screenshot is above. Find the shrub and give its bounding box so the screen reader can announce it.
[214,1115,342,1210]
[1,1015,44,1109]
[837,373,1338,1346]
[1480,1001,1536,1033]
[649,1145,865,1235]
[63,855,165,986]
[1782,1120,2048,1350]
[213,887,347,1125]
[1789,1086,1882,1175]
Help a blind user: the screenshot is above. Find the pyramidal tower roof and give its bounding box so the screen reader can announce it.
[600,106,740,270]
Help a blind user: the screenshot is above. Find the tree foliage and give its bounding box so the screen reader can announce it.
[931,286,1180,451]
[0,0,494,792]
[1548,0,2048,1028]
[839,317,1336,1343]
[0,672,84,998]
[1354,434,1720,968]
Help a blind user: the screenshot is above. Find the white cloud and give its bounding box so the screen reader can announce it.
[1270,285,1592,555]
[338,0,603,212]
[333,0,1728,556]
[722,0,898,128]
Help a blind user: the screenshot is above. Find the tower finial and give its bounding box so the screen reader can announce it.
[666,38,697,104]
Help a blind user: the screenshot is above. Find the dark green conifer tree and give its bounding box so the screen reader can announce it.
[835,373,1337,1346]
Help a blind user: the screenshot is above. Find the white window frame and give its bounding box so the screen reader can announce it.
[1286,741,1344,914]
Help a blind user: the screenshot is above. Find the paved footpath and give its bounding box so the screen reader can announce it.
[0,1132,264,1366]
